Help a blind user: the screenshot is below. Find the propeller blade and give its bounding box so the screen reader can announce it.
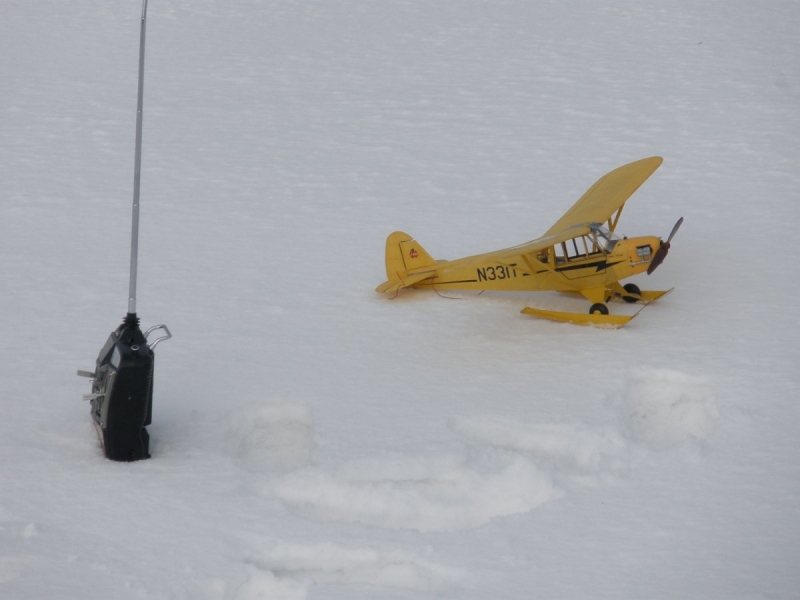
[647,243,669,275]
[647,217,683,275]
[665,216,684,244]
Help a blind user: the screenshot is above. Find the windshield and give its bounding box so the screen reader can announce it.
[588,223,621,253]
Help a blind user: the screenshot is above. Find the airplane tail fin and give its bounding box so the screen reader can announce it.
[376,231,437,293]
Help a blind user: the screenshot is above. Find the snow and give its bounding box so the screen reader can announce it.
[2,0,799,598]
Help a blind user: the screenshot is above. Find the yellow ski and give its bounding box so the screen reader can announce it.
[520,307,636,329]
[558,287,674,303]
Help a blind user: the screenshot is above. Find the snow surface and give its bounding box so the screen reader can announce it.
[2,1,799,598]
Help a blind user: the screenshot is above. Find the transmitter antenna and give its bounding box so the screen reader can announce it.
[128,0,148,317]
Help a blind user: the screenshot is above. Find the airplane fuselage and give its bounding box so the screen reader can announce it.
[414,235,662,296]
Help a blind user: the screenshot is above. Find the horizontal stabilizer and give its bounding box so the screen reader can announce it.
[376,270,436,294]
[375,271,436,294]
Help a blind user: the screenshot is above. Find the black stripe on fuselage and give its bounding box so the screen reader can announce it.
[555,259,623,273]
[432,279,479,285]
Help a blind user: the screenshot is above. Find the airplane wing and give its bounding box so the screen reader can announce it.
[543,156,663,236]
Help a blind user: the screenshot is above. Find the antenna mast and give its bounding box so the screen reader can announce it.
[128,0,148,317]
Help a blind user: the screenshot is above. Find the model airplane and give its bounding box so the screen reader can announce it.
[376,156,682,328]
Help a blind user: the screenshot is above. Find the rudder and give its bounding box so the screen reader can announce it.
[376,231,437,293]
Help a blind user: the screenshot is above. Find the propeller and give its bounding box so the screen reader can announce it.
[647,216,683,275]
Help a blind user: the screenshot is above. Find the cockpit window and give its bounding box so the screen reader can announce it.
[555,234,600,262]
[588,223,620,253]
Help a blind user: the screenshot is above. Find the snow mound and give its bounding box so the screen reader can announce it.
[622,369,718,448]
[227,403,313,473]
[451,417,628,472]
[0,555,33,586]
[0,513,37,585]
[238,542,462,598]
[269,453,557,532]
[234,565,307,600]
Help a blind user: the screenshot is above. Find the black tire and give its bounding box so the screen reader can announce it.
[589,303,609,315]
[622,283,641,303]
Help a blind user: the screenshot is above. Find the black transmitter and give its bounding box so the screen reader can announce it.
[79,1,171,461]
[79,315,170,461]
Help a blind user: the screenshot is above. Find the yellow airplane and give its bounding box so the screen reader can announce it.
[376,156,682,328]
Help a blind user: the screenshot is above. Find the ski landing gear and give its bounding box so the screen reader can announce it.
[521,287,674,329]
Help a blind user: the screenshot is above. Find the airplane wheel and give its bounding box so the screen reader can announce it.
[622,283,641,303]
[589,303,609,315]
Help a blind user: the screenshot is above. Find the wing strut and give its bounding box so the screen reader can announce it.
[607,207,623,233]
